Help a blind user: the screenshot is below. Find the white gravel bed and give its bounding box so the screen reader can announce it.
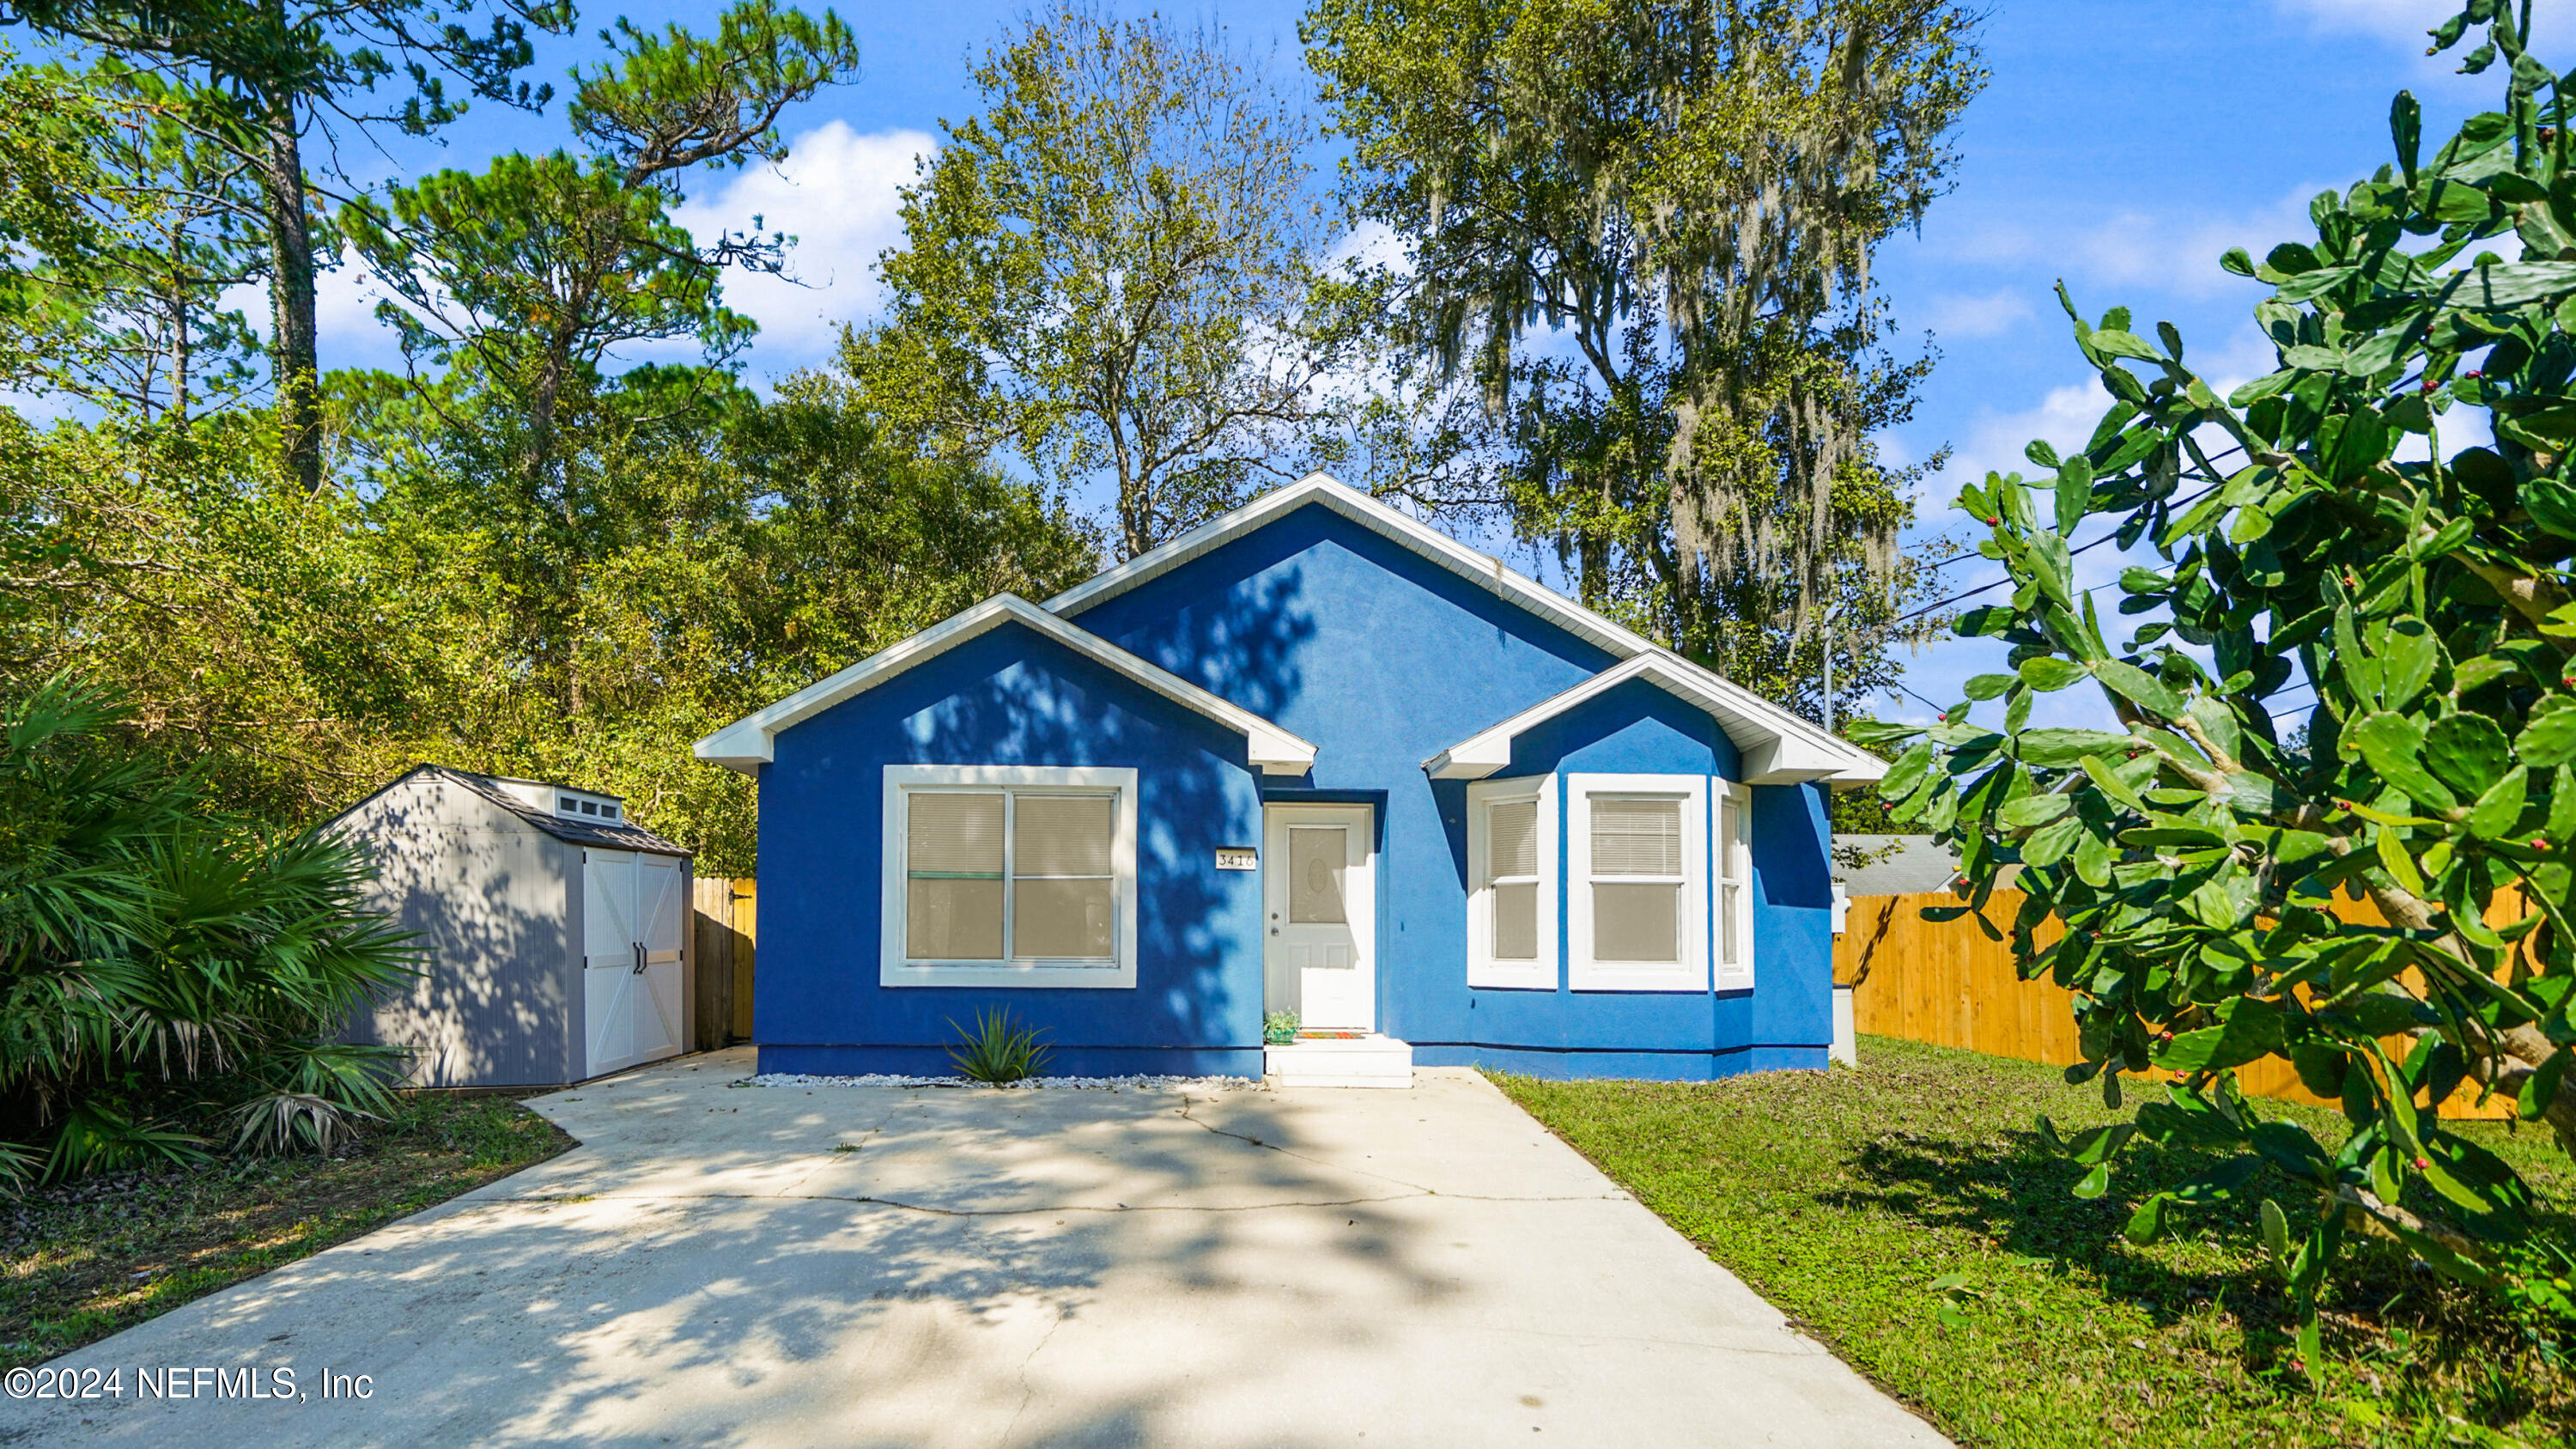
[740,1071,1261,1091]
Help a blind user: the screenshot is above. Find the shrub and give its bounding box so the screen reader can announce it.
[0,676,416,1184]
[1863,0,2576,1363]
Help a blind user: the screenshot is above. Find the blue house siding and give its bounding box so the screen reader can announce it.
[1061,508,1833,1081]
[733,490,1848,1083]
[753,620,1267,1078]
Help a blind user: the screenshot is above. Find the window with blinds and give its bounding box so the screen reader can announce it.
[1467,776,1556,989]
[1485,798,1540,960]
[1716,790,1743,969]
[905,788,1119,963]
[1589,795,1682,964]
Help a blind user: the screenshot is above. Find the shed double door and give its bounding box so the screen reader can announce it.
[583,849,684,1078]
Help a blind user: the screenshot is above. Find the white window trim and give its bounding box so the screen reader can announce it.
[880,764,1139,989]
[1466,776,1558,989]
[1716,780,1755,991]
[1565,772,1710,993]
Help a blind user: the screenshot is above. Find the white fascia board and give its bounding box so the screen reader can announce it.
[691,594,1316,777]
[1423,653,1888,786]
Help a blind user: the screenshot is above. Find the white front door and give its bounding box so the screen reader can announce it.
[582,849,685,1078]
[1262,805,1376,1032]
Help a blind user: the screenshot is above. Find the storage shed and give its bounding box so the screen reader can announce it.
[331,764,695,1087]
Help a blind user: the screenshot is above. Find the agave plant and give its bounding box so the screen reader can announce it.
[948,1008,1053,1084]
[0,675,417,1184]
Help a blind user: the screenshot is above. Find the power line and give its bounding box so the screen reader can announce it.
[1893,463,2250,625]
[1908,441,2253,579]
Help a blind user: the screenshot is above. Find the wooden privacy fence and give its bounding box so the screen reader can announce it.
[690,876,756,1051]
[1834,888,2518,1120]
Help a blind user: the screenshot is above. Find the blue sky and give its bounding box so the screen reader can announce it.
[262,1,2549,728]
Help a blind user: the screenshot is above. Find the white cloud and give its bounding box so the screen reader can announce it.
[1924,375,2112,506]
[2272,1,2576,81]
[672,122,936,376]
[2274,0,2452,37]
[1327,218,1404,271]
[208,123,935,382]
[216,244,418,374]
[2069,186,2328,301]
[1928,186,2334,305]
[1914,288,2032,339]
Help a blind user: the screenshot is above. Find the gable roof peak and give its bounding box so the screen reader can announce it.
[1046,472,1660,661]
[691,593,1317,776]
[1052,473,1882,786]
[1425,652,1886,787]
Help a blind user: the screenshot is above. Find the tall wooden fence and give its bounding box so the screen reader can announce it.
[1834,889,2517,1120]
[690,876,756,1051]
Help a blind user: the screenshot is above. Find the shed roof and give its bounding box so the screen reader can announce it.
[345,765,691,858]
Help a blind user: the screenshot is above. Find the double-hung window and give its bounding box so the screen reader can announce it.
[1565,773,1710,992]
[1715,781,1753,989]
[1466,776,1558,989]
[880,765,1139,989]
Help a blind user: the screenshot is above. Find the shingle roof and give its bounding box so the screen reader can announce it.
[364,764,691,857]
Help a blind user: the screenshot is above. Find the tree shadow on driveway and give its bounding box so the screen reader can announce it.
[8,1059,1927,1449]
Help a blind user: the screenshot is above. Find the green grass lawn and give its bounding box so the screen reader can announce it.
[0,1092,572,1371]
[1493,1036,2576,1449]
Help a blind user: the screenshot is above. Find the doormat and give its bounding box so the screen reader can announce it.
[1295,1031,1369,1039]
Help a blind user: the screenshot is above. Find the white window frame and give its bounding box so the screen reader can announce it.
[1715,781,1755,990]
[880,764,1139,989]
[1565,772,1710,993]
[1466,775,1558,989]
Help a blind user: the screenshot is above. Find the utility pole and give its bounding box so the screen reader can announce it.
[1821,606,1837,734]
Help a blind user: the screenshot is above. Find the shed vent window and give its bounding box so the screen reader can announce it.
[895,776,1131,974]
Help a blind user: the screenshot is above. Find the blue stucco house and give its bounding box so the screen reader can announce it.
[694,475,1885,1084]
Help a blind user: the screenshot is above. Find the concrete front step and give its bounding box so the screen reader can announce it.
[1264,1033,1413,1089]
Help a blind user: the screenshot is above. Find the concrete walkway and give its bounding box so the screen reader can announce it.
[4,1052,1947,1448]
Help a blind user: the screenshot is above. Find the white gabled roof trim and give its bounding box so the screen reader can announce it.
[1048,473,1662,662]
[692,594,1317,777]
[1423,653,1887,788]
[1049,473,1881,788]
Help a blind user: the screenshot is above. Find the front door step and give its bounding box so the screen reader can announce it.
[1263,1033,1413,1089]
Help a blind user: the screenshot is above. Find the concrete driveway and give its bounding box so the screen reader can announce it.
[4,1052,1947,1448]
